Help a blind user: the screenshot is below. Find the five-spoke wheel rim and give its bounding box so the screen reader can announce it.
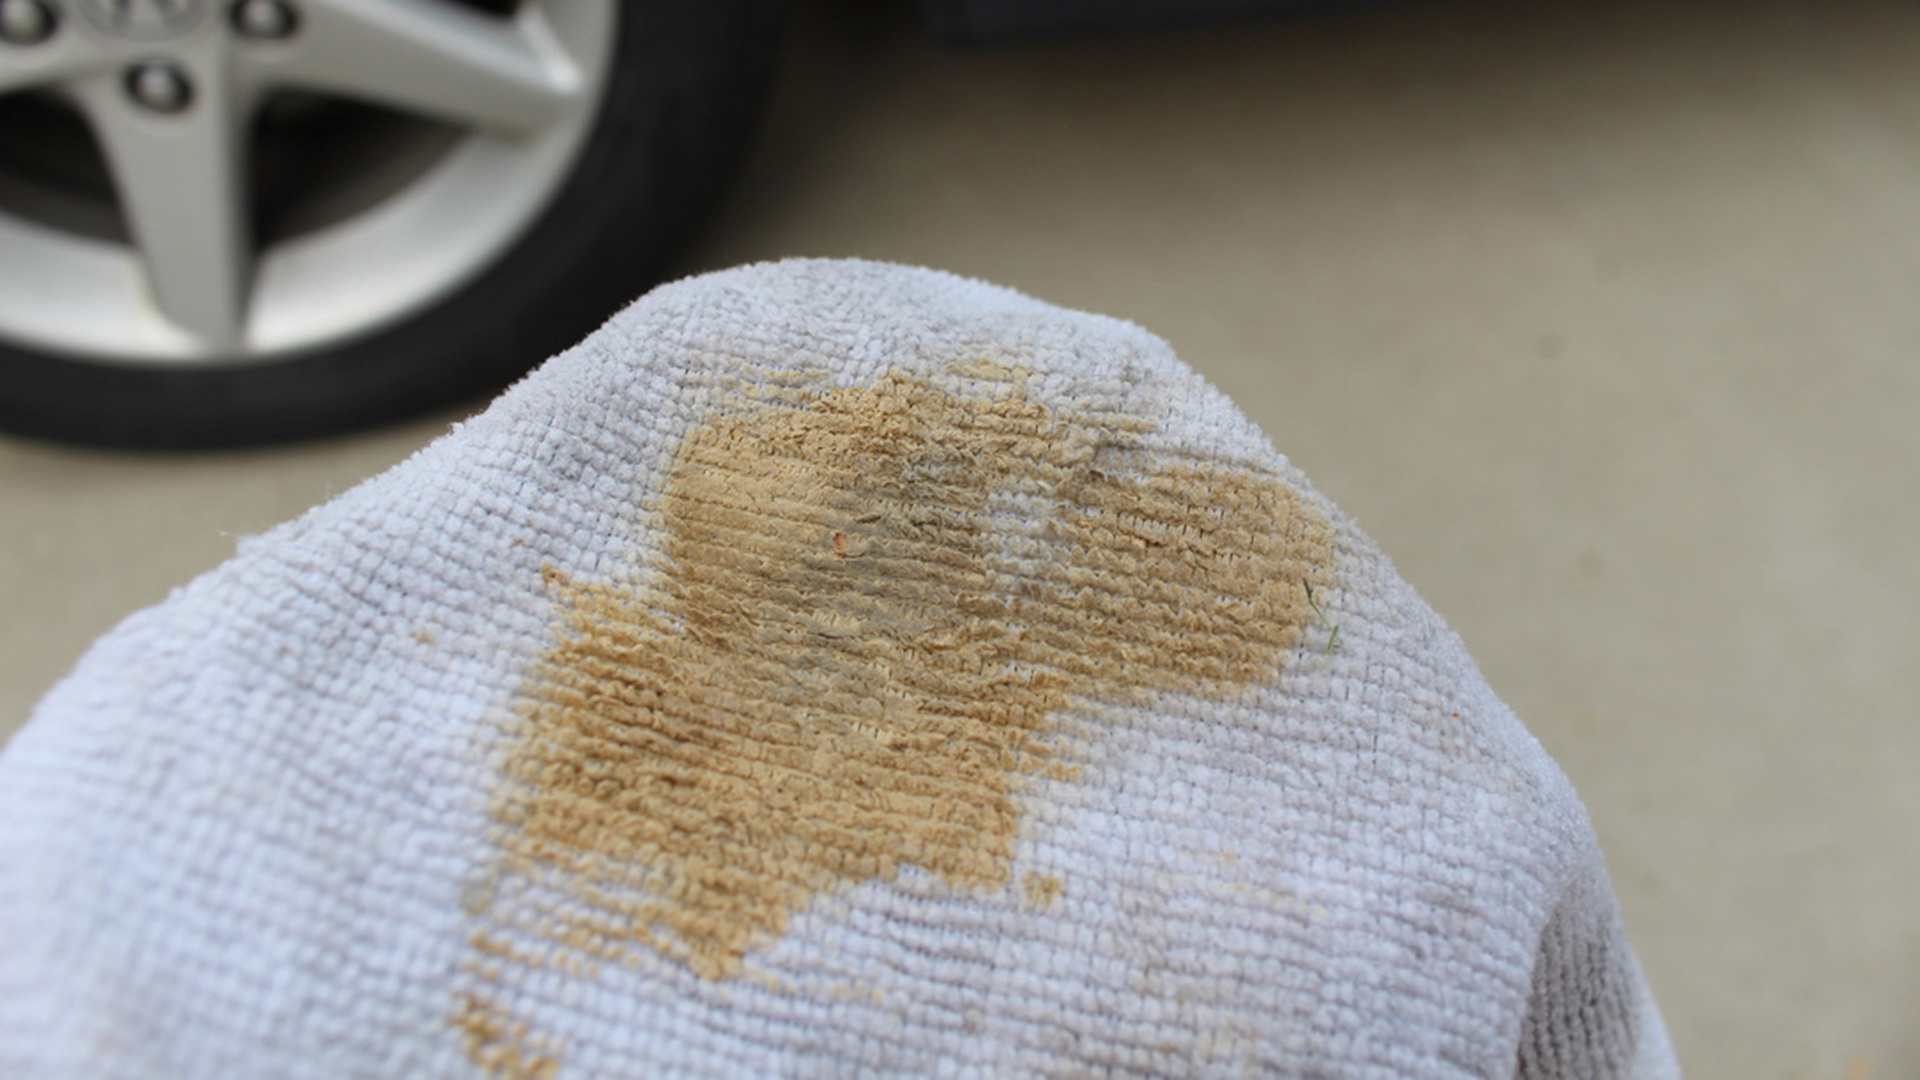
[0,0,615,366]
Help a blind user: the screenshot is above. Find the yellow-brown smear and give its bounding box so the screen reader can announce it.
[452,994,560,1080]
[493,366,1333,983]
[1022,872,1065,909]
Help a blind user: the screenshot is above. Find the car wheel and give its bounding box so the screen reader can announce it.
[0,0,781,448]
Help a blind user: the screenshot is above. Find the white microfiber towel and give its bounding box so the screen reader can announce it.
[0,259,1676,1078]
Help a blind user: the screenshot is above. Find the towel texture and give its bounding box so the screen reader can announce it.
[0,259,1675,1078]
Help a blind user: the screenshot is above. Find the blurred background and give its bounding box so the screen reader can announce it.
[6,0,1920,1074]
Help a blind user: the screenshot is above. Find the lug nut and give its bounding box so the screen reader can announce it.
[232,0,297,40]
[125,61,194,114]
[0,0,57,45]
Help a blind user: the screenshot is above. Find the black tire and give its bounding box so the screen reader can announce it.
[0,1,781,449]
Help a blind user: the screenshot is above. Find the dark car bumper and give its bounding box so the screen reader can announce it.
[914,0,1388,42]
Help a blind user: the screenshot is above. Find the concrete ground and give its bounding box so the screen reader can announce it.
[5,0,1918,1074]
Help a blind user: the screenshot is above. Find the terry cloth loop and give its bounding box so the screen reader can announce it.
[0,259,1677,1078]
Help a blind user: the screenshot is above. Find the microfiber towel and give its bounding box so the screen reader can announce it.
[0,259,1676,1078]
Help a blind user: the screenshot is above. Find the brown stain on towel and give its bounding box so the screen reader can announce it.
[451,994,559,1080]
[486,364,1334,985]
[1022,872,1065,910]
